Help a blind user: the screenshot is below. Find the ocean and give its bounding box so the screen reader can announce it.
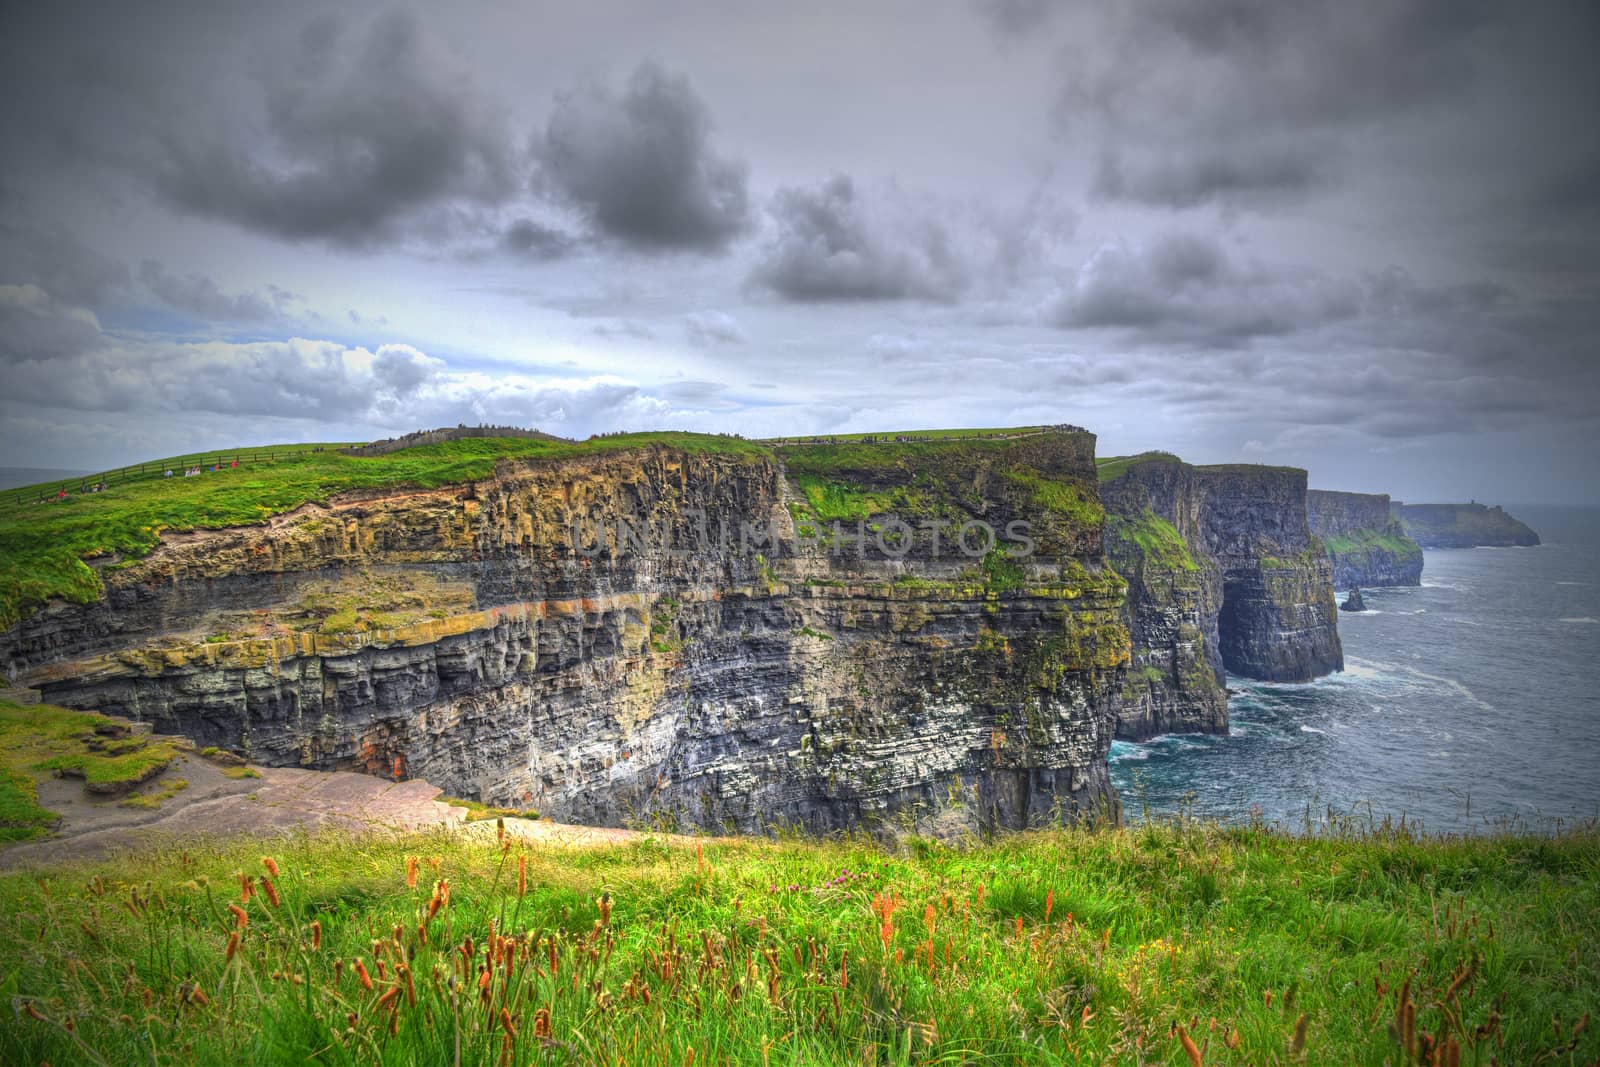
[0,467,92,491]
[1111,505,1600,834]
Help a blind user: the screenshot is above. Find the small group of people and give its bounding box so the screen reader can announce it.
[163,460,237,478]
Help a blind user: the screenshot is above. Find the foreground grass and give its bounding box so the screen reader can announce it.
[0,432,768,629]
[0,823,1595,1065]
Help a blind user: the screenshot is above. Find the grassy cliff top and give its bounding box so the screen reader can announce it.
[763,424,1054,443]
[0,814,1594,1064]
[0,432,768,629]
[1095,451,1184,482]
[1096,451,1307,483]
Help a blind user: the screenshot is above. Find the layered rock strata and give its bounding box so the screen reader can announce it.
[1307,490,1424,589]
[1098,454,1343,740]
[3,433,1131,834]
[1393,502,1540,548]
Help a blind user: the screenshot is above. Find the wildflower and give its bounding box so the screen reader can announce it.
[406,857,419,888]
[311,920,322,950]
[224,931,240,962]
[261,878,281,908]
[356,959,374,992]
[262,856,280,878]
[598,892,612,927]
[500,1007,517,1037]
[1045,889,1054,924]
[377,985,401,1010]
[227,903,248,929]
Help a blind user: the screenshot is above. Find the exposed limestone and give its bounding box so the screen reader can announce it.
[4,434,1130,835]
[1099,454,1343,740]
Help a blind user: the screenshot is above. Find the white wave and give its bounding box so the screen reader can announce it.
[1555,581,1588,586]
[1300,725,1327,735]
[1384,663,1497,713]
[1340,661,1387,681]
[1559,616,1598,624]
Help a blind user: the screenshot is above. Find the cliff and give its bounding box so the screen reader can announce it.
[1,430,1130,835]
[1098,453,1343,740]
[1393,502,1540,548]
[1307,489,1423,588]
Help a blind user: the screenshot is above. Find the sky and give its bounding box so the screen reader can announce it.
[0,0,1596,504]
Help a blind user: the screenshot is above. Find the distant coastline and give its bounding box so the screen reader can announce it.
[0,468,91,492]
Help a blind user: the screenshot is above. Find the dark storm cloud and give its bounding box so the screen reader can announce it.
[1091,145,1327,210]
[151,11,514,245]
[1054,0,1499,209]
[540,63,750,252]
[501,219,577,260]
[137,261,294,322]
[750,176,968,302]
[1051,233,1360,343]
[0,221,130,306]
[974,0,1061,37]
[0,285,105,365]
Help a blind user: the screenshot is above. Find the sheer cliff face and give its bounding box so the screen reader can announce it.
[1098,458,1226,741]
[1307,490,1423,589]
[1393,503,1540,548]
[1099,455,1343,739]
[3,434,1130,834]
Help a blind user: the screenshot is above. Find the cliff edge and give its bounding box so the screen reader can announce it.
[1099,453,1343,740]
[1,430,1129,835]
[1308,489,1423,589]
[1393,502,1540,548]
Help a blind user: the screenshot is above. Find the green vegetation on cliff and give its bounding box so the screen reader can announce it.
[0,701,179,841]
[1003,465,1104,528]
[1,819,1595,1065]
[1095,451,1181,483]
[1105,509,1199,572]
[0,433,768,629]
[1323,528,1424,562]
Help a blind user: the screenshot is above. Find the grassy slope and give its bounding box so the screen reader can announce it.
[0,823,1594,1065]
[0,433,768,630]
[1106,509,1199,572]
[1323,528,1424,562]
[767,426,1047,443]
[0,701,180,841]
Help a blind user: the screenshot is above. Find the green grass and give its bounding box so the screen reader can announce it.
[0,821,1594,1065]
[780,436,1017,477]
[1324,527,1424,562]
[1260,539,1329,571]
[0,433,769,629]
[768,425,1047,443]
[1095,451,1183,484]
[0,701,182,839]
[1003,465,1105,529]
[1106,509,1200,572]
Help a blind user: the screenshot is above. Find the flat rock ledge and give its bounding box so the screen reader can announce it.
[0,758,472,870]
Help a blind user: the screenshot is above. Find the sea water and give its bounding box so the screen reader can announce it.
[1111,505,1600,833]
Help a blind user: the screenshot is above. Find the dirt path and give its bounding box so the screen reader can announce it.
[0,754,681,871]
